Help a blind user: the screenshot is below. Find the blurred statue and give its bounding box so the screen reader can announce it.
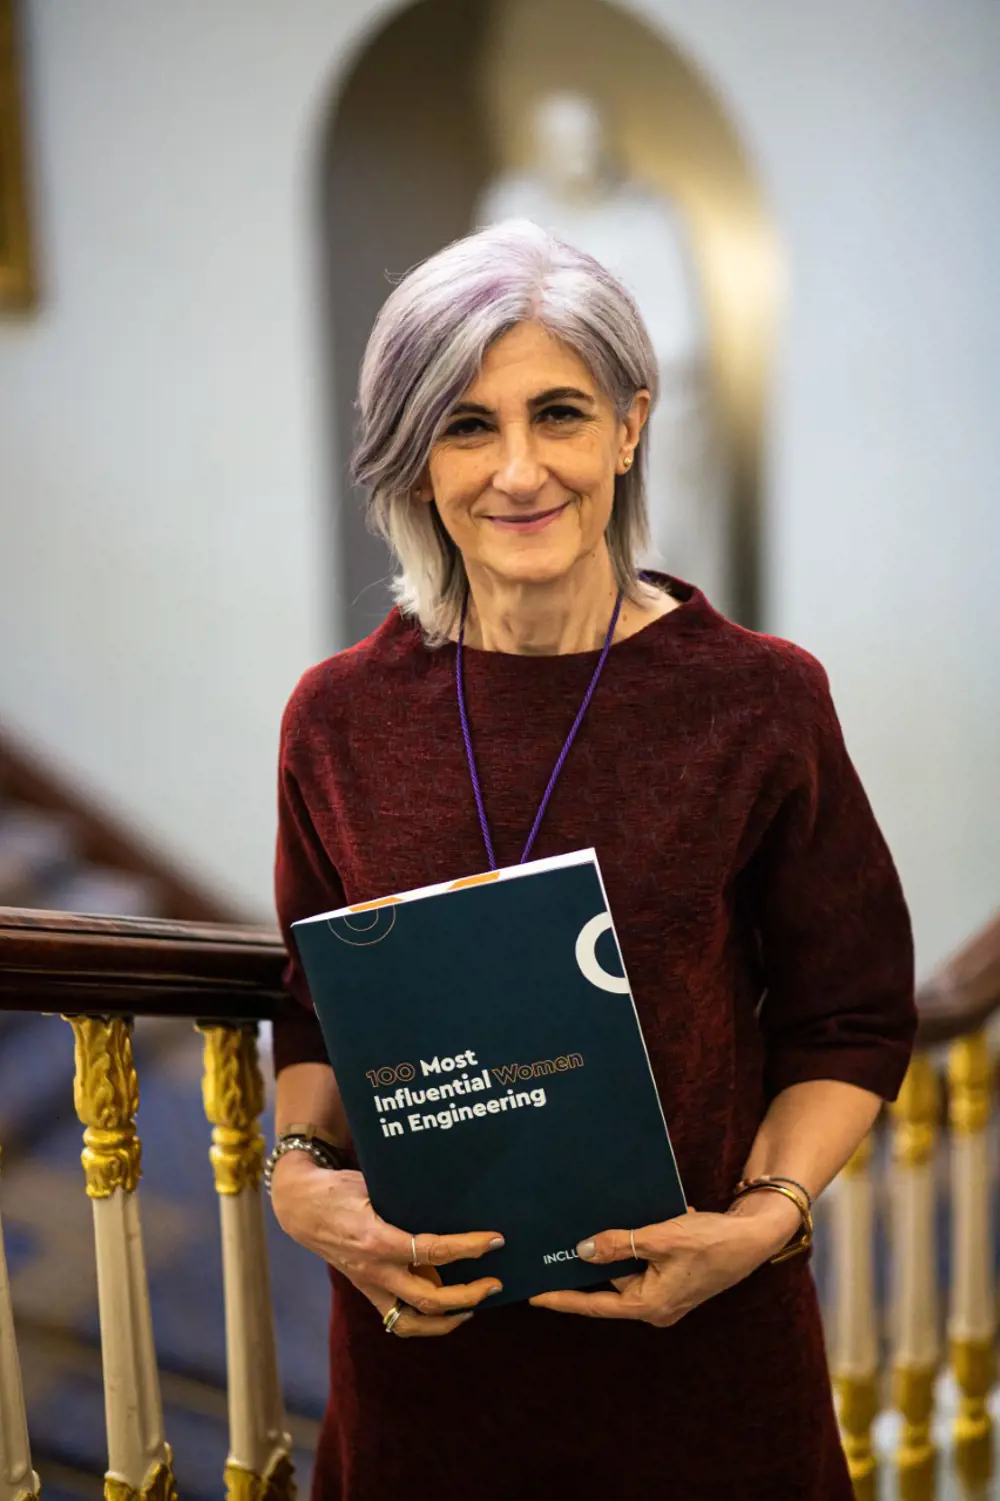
[477,92,731,610]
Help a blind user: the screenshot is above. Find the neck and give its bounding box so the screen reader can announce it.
[462,552,622,656]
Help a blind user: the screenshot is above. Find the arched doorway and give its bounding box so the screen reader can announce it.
[319,0,780,646]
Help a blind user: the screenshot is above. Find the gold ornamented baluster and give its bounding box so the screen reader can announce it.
[947,1030,995,1493]
[66,1017,177,1501]
[833,1132,880,1501]
[199,1024,294,1501]
[890,1055,941,1501]
[0,1147,41,1501]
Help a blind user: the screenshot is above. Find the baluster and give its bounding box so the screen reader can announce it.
[890,1054,941,1501]
[947,1030,995,1494]
[199,1024,294,1501]
[833,1132,880,1501]
[0,1147,40,1501]
[66,1017,177,1501]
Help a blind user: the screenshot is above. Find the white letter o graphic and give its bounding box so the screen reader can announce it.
[574,913,629,994]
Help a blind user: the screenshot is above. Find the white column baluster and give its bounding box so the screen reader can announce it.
[200,1024,294,1501]
[947,1030,995,1496]
[890,1055,940,1501]
[67,1016,176,1501]
[0,1147,40,1501]
[833,1132,880,1501]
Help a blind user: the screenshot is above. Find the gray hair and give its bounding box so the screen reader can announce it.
[352,219,659,644]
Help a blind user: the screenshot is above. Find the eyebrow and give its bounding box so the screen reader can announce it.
[447,386,597,418]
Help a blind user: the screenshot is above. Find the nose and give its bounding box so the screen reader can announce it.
[492,428,546,503]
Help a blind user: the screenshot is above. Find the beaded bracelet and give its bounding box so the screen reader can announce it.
[731,1178,814,1263]
[263,1133,350,1198]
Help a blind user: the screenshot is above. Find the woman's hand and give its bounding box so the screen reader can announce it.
[529,1194,802,1327]
[271,1153,504,1338]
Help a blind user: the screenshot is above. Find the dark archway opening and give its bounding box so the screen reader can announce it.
[319,0,493,648]
[319,0,779,647]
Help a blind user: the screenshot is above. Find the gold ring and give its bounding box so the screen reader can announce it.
[382,1300,404,1335]
[629,1229,638,1259]
[411,1233,419,1267]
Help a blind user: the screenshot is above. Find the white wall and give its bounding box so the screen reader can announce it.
[650,0,1000,972]
[0,1,381,913]
[1,0,997,960]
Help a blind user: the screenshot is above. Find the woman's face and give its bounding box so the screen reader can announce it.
[421,321,648,590]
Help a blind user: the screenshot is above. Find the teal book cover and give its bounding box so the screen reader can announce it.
[291,848,686,1307]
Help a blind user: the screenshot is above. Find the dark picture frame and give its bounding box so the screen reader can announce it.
[0,0,35,310]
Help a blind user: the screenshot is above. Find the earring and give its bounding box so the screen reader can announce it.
[622,452,633,470]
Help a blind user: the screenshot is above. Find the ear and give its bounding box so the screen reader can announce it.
[412,468,434,505]
[618,388,651,471]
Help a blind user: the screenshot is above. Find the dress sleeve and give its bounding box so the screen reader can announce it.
[272,743,344,1077]
[750,664,917,1103]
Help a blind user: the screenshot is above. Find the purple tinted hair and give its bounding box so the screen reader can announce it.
[352,219,659,643]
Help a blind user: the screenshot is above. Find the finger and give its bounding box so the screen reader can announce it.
[411,1230,506,1268]
[575,1219,681,1265]
[529,1289,642,1319]
[381,1263,502,1316]
[393,1305,476,1339]
[374,1222,505,1266]
[368,1287,474,1340]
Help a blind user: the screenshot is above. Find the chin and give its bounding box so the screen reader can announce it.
[483,546,580,588]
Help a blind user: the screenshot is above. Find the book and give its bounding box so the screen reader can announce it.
[291,848,686,1306]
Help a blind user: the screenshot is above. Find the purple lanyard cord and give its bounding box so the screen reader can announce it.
[456,587,625,871]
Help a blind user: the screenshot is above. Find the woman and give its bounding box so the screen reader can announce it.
[270,220,915,1500]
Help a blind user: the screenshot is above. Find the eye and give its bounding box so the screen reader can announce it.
[538,404,587,425]
[443,415,491,439]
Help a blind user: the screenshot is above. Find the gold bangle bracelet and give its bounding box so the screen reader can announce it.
[734,1173,813,1211]
[731,1179,814,1263]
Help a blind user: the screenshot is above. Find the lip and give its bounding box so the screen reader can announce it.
[484,501,570,534]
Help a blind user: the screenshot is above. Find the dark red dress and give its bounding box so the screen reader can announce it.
[273,578,915,1501]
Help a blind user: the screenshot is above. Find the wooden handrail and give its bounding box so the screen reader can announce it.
[1,903,997,1037]
[0,906,292,1019]
[916,910,1000,1048]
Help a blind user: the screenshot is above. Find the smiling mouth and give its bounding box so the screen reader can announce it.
[485,501,570,532]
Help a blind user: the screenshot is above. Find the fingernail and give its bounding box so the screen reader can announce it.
[577,1239,597,1260]
[488,1236,505,1250]
[485,1284,503,1297]
[458,1312,475,1323]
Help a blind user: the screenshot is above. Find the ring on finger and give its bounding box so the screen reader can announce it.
[383,1299,405,1335]
[410,1233,419,1267]
[629,1228,638,1259]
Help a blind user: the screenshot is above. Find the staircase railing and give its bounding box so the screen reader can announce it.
[0,907,294,1501]
[830,910,1000,1501]
[1,903,998,1501]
